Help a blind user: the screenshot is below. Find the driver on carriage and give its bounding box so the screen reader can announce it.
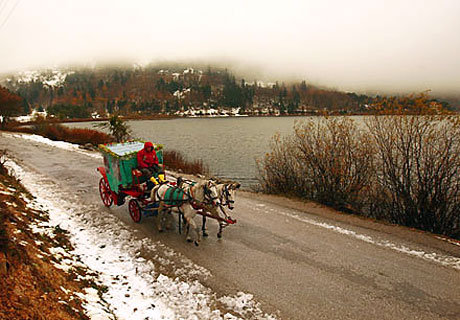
[137,141,166,186]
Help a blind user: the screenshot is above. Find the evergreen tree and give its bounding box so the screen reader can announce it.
[95,114,131,142]
[300,80,307,91]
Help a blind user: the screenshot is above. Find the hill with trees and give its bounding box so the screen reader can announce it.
[0,65,453,119]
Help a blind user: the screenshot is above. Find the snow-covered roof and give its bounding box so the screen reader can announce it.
[103,141,144,157]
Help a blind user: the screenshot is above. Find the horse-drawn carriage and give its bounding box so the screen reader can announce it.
[96,141,163,222]
[96,141,238,244]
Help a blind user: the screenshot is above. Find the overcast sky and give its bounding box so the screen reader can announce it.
[0,0,459,94]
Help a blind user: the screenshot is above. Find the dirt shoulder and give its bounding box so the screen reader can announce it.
[0,168,94,320]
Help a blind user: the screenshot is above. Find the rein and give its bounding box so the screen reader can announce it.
[221,185,235,209]
[188,183,218,207]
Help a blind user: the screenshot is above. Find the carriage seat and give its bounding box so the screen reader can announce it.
[132,168,149,185]
[132,168,143,177]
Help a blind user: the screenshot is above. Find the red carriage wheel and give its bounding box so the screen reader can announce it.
[129,199,142,223]
[99,178,113,207]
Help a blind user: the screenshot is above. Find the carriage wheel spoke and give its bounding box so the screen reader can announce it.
[99,178,113,207]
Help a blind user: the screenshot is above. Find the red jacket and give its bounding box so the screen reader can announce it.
[137,142,159,169]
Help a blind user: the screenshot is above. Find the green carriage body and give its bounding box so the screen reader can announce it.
[98,141,163,193]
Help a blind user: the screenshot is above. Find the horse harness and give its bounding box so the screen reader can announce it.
[221,185,235,210]
[155,181,218,208]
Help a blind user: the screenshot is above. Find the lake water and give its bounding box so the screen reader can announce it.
[65,116,330,188]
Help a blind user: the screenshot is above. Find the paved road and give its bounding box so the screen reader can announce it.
[2,132,460,320]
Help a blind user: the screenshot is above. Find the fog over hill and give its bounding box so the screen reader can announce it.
[1,1,459,96]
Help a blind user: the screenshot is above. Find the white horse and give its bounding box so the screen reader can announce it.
[178,178,240,238]
[201,182,240,238]
[150,179,220,246]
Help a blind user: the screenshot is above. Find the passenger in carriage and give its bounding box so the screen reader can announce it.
[137,141,166,186]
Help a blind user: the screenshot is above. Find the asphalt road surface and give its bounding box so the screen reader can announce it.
[2,132,459,320]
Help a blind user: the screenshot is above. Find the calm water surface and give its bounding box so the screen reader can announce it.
[66,116,363,188]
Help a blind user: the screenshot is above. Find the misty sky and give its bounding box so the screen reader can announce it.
[0,0,459,94]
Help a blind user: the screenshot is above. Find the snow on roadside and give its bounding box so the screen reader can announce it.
[2,132,102,159]
[5,158,276,320]
[271,208,460,271]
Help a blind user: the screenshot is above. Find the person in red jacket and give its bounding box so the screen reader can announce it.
[137,141,166,185]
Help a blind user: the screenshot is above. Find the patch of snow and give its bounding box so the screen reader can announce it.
[219,292,277,320]
[15,69,74,88]
[3,133,102,159]
[435,236,460,247]
[5,201,17,207]
[75,288,116,320]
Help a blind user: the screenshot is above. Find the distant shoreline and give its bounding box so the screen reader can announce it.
[14,109,460,126]
[15,112,380,125]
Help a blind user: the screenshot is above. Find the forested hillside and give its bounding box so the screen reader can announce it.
[1,65,451,119]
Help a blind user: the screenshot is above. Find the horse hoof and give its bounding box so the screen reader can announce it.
[186,238,193,243]
[217,233,222,239]
[203,232,209,237]
[158,229,164,233]
[194,241,199,247]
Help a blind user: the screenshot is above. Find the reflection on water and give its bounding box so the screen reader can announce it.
[67,116,361,188]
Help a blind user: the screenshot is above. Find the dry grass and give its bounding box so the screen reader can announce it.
[7,121,113,145]
[163,149,209,176]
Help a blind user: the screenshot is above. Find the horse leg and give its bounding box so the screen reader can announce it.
[202,215,208,237]
[177,208,183,234]
[217,222,223,238]
[165,208,174,230]
[157,202,165,232]
[188,218,201,246]
[183,207,200,246]
[183,207,191,241]
[185,224,191,242]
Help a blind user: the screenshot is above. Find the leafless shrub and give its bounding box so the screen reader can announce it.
[257,132,305,197]
[365,96,460,236]
[258,117,374,211]
[293,117,374,211]
[258,94,460,238]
